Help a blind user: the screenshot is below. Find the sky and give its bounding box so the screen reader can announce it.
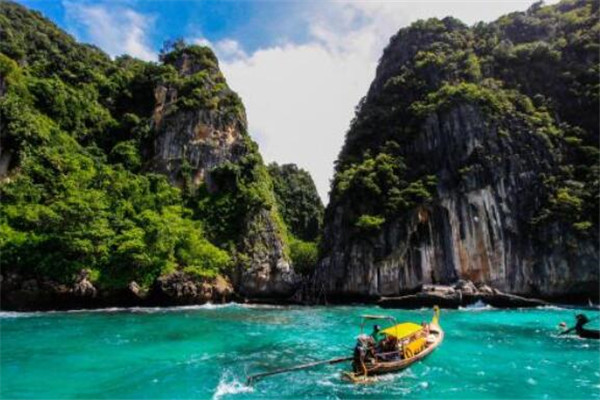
[18,0,557,203]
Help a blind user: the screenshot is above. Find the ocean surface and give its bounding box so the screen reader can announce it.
[1,303,599,399]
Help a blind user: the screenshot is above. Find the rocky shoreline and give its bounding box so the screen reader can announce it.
[0,270,236,311]
[377,280,550,309]
[3,271,595,312]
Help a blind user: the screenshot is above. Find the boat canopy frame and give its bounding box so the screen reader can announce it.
[359,315,397,334]
[359,315,425,340]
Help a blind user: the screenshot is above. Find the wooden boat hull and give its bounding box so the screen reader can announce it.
[343,323,444,383]
[577,328,600,339]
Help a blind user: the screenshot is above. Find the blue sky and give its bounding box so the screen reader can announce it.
[20,1,312,53]
[17,0,555,202]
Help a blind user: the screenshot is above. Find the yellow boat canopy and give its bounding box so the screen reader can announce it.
[382,322,423,339]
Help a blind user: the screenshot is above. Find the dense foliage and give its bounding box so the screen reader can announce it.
[267,163,324,242]
[330,0,598,237]
[288,237,318,276]
[266,163,323,275]
[0,2,295,289]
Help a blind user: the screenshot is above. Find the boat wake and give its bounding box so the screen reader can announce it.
[213,373,254,400]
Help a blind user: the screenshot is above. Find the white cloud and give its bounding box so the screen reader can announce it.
[219,40,376,205]
[193,37,212,48]
[218,1,557,203]
[193,37,248,60]
[64,1,157,61]
[216,39,247,60]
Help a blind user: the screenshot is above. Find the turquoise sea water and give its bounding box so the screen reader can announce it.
[1,304,599,400]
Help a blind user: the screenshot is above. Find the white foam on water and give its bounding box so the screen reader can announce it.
[316,372,339,387]
[213,374,254,400]
[126,303,239,313]
[535,305,567,310]
[0,302,294,318]
[458,300,495,311]
[0,303,246,317]
[0,311,41,318]
[375,368,415,383]
[527,378,537,386]
[238,303,289,310]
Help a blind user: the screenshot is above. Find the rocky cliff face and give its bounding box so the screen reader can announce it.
[318,1,599,302]
[236,208,298,297]
[151,50,247,189]
[149,46,298,298]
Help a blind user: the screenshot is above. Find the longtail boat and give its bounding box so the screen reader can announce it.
[574,314,600,339]
[560,314,600,339]
[342,306,443,383]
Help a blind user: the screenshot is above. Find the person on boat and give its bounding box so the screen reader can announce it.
[378,335,400,361]
[352,341,367,375]
[352,335,373,375]
[559,322,567,330]
[370,325,387,354]
[371,325,386,343]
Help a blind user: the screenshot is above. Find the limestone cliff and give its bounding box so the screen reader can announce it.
[149,45,298,298]
[318,0,599,302]
[150,47,247,188]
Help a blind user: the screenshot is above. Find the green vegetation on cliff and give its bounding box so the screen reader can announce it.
[267,163,323,275]
[0,2,298,292]
[267,163,324,242]
[331,0,598,237]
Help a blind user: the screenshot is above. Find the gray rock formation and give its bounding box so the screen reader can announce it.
[378,280,548,309]
[235,209,298,297]
[149,47,298,298]
[0,270,98,310]
[317,11,599,303]
[320,103,598,300]
[151,84,247,190]
[0,271,234,310]
[72,269,97,298]
[152,272,233,305]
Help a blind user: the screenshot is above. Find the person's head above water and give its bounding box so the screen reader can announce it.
[373,325,380,332]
